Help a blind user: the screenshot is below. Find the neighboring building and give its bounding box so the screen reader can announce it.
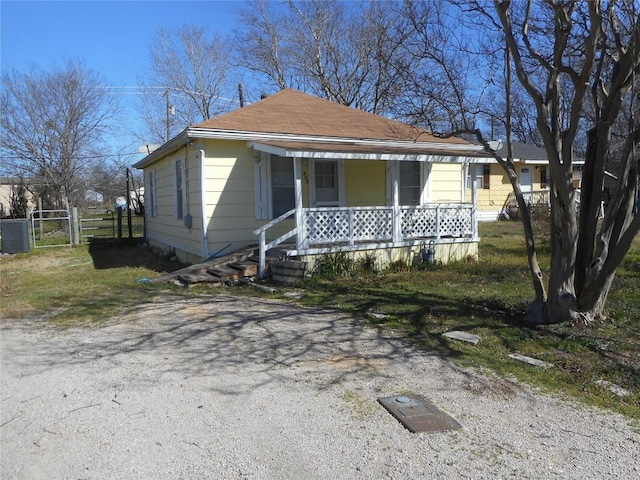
[0,177,36,218]
[133,89,491,274]
[472,142,551,221]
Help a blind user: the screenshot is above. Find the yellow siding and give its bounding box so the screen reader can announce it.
[430,163,463,202]
[145,146,477,263]
[145,147,203,262]
[345,160,386,206]
[202,139,294,257]
[473,163,550,215]
[475,163,512,212]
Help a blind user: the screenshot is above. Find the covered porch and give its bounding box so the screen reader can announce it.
[252,148,484,278]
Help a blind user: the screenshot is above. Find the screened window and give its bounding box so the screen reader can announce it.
[399,162,421,205]
[270,155,294,217]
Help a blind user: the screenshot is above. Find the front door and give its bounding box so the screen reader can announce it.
[520,167,533,193]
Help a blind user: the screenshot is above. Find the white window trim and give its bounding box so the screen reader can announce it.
[254,152,298,220]
[308,159,345,207]
[387,160,431,206]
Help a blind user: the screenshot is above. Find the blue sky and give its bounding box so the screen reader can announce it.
[1,0,243,160]
[1,0,239,84]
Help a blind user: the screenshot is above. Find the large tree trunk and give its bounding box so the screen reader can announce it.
[544,190,580,323]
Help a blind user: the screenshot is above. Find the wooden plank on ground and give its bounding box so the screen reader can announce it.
[178,273,222,285]
[228,262,258,277]
[149,246,258,283]
[207,267,243,282]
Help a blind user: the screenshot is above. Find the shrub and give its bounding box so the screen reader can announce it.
[354,253,379,275]
[312,252,354,278]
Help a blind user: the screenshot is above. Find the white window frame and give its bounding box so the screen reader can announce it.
[308,159,345,207]
[387,161,431,206]
[254,152,296,220]
[174,158,187,220]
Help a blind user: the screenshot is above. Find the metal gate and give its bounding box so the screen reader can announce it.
[30,209,72,248]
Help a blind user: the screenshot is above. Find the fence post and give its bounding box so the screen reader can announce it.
[38,197,43,241]
[117,208,123,240]
[71,207,80,245]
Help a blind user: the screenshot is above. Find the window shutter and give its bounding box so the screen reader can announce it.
[483,165,491,190]
[147,170,156,218]
[254,151,269,219]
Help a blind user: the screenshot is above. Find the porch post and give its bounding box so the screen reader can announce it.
[391,161,401,242]
[293,157,304,249]
[462,162,469,203]
[470,163,478,239]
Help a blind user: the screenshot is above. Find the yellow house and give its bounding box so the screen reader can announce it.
[471,142,551,221]
[133,89,490,275]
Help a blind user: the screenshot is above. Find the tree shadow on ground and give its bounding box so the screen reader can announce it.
[4,295,488,397]
[87,238,186,271]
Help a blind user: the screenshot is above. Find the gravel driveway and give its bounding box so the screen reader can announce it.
[1,294,638,479]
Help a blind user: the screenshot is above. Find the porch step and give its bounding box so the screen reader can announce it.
[150,245,259,284]
[207,266,244,283]
[150,245,296,287]
[228,261,259,277]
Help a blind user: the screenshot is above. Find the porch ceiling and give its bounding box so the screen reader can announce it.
[249,140,491,162]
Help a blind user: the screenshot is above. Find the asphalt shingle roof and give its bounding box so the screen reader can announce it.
[194,89,469,144]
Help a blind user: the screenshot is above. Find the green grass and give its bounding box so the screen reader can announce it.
[0,239,187,326]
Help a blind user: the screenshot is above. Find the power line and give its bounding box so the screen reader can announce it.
[0,152,141,161]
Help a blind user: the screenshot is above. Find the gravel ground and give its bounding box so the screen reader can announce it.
[1,294,638,479]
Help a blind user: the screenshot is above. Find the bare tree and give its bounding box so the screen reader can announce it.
[487,0,639,324]
[394,1,496,133]
[0,59,118,209]
[234,0,410,114]
[137,24,235,143]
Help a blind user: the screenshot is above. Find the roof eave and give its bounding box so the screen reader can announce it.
[132,129,190,169]
[133,127,486,169]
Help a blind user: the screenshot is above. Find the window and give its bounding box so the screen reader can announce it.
[270,155,294,217]
[471,164,490,189]
[399,162,421,205]
[174,159,185,220]
[540,166,548,189]
[483,164,491,190]
[147,170,156,217]
[314,161,339,205]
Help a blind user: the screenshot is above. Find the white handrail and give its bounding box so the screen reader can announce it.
[253,208,296,235]
[254,208,296,279]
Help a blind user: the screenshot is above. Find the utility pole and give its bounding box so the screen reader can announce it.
[238,83,244,108]
[165,88,171,142]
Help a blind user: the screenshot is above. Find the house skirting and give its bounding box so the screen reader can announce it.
[297,239,478,271]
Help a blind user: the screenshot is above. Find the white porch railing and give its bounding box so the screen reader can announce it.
[505,190,551,209]
[254,204,476,278]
